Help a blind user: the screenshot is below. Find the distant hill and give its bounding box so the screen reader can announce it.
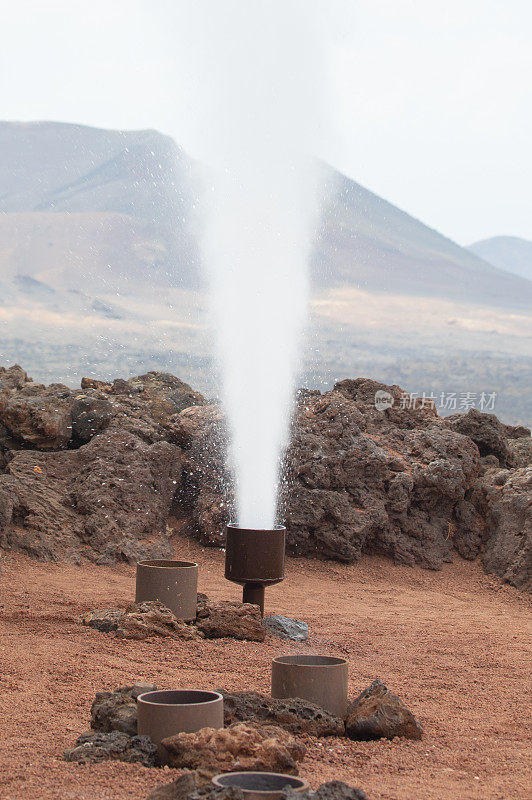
[1,120,530,309]
[468,236,532,282]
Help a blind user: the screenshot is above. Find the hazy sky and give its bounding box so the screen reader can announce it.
[1,0,530,244]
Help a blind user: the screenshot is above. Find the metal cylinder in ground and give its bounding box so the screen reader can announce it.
[212,772,309,800]
[135,560,198,621]
[271,655,349,718]
[137,689,224,763]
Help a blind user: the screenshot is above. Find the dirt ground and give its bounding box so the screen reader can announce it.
[0,530,531,800]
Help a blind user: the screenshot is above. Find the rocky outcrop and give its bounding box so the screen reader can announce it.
[345,679,423,741]
[63,730,158,766]
[1,364,530,589]
[160,722,306,775]
[0,429,180,563]
[472,467,532,591]
[221,691,344,737]
[195,599,265,641]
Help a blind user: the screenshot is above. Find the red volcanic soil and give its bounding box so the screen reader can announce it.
[0,529,530,800]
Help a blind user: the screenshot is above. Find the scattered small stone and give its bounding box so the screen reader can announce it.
[161,721,305,776]
[196,600,265,641]
[345,679,423,741]
[64,730,158,766]
[262,615,308,641]
[221,690,344,737]
[91,683,157,736]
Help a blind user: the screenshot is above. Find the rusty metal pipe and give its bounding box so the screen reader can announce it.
[135,559,198,621]
[224,524,285,617]
[137,689,224,763]
[212,772,308,800]
[271,655,349,718]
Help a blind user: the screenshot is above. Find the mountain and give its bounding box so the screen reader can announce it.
[0,121,531,425]
[1,120,530,309]
[468,236,532,282]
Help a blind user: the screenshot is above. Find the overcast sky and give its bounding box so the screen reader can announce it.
[1,0,530,244]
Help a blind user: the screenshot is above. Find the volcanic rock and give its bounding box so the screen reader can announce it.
[345,679,423,740]
[196,599,265,641]
[221,690,344,737]
[474,467,532,591]
[115,601,202,640]
[0,429,179,563]
[80,608,123,632]
[71,395,112,443]
[0,380,74,450]
[444,408,513,467]
[262,615,308,641]
[63,730,158,766]
[90,683,157,736]
[160,722,306,775]
[287,782,369,800]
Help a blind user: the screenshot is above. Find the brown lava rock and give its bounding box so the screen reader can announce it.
[63,730,158,766]
[221,690,345,737]
[473,467,532,591]
[90,683,157,736]
[115,601,202,640]
[161,721,306,776]
[345,679,423,740]
[196,599,265,641]
[0,429,180,564]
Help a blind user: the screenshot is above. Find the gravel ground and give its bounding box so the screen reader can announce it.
[0,529,530,800]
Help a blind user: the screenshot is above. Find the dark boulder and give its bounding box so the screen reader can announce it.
[345,679,423,741]
[196,599,265,641]
[63,730,158,766]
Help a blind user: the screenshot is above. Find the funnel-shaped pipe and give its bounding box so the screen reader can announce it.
[224,524,285,616]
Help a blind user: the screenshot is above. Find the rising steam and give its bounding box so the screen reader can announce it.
[176,1,325,527]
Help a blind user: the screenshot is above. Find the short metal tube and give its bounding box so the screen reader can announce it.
[135,559,198,621]
[271,655,349,718]
[137,689,224,763]
[212,772,308,800]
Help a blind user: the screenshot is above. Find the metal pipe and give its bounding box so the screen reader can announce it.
[224,524,285,617]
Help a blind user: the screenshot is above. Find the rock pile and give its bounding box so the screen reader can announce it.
[1,365,529,589]
[80,596,265,642]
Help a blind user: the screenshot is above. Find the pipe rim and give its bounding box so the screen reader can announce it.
[272,655,347,667]
[212,772,308,793]
[137,690,223,707]
[136,559,198,569]
[227,523,286,532]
